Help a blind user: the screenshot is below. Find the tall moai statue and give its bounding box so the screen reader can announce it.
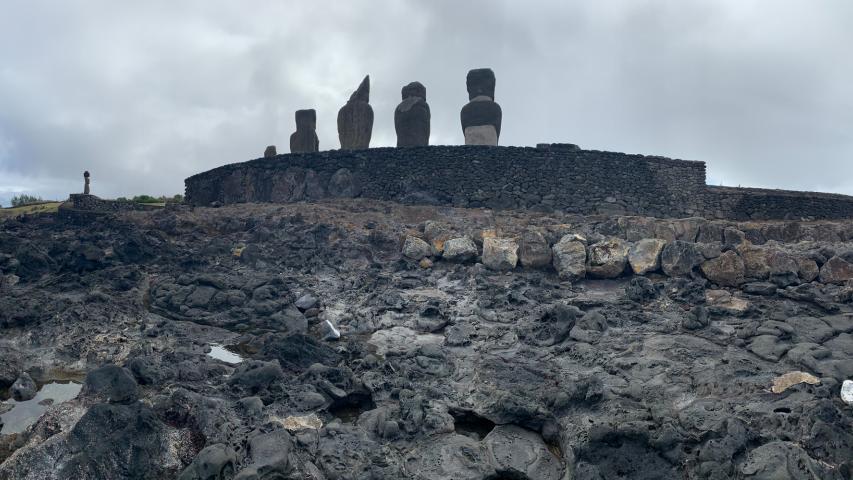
[290,109,319,153]
[83,171,90,194]
[460,68,502,146]
[337,75,374,150]
[394,81,430,147]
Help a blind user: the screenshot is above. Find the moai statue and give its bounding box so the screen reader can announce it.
[460,68,502,146]
[337,75,374,150]
[83,171,90,194]
[264,145,277,157]
[394,81,430,147]
[289,109,319,153]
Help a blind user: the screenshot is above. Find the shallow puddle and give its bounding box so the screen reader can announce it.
[208,343,244,364]
[1,381,82,435]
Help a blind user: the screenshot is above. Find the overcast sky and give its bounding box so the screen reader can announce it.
[1,1,852,205]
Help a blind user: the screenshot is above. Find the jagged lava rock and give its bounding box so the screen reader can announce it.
[819,255,853,284]
[442,237,478,262]
[402,236,432,260]
[519,230,552,268]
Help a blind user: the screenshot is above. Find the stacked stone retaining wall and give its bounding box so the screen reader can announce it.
[184,145,853,220]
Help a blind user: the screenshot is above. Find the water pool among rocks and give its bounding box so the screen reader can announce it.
[0,381,83,435]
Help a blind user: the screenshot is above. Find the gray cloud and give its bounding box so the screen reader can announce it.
[1,0,851,205]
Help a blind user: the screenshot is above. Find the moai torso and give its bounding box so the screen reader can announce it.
[460,68,502,146]
[83,171,90,195]
[394,82,430,147]
[290,109,319,153]
[337,76,374,150]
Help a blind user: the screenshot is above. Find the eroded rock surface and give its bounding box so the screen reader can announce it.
[1,201,852,479]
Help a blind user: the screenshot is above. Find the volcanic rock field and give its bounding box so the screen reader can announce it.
[1,199,852,479]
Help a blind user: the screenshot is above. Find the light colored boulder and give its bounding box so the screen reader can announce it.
[482,237,518,271]
[442,237,478,262]
[519,230,552,269]
[819,256,853,284]
[736,243,770,280]
[628,239,666,275]
[705,289,750,315]
[402,236,432,260]
[552,236,587,281]
[586,238,629,279]
[700,250,745,287]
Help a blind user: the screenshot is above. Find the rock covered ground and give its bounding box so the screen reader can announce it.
[0,199,852,480]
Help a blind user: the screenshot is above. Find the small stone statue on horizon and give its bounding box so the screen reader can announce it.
[394,81,430,147]
[83,171,90,194]
[337,75,374,150]
[290,109,319,153]
[460,68,502,146]
[264,145,277,157]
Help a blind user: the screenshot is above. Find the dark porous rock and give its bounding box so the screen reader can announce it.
[83,364,139,404]
[741,282,779,296]
[700,250,745,287]
[461,68,502,145]
[337,75,373,150]
[178,443,237,480]
[523,303,582,347]
[625,276,659,302]
[328,168,361,198]
[61,402,167,479]
[395,81,430,147]
[237,428,293,478]
[228,360,284,394]
[260,333,341,372]
[661,240,703,277]
[739,441,833,479]
[483,425,563,480]
[682,305,709,330]
[10,372,37,401]
[819,255,853,284]
[289,109,319,154]
[263,145,277,157]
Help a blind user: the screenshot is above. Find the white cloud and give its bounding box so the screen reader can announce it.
[0,0,851,200]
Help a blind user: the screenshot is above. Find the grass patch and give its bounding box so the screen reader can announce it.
[0,202,62,219]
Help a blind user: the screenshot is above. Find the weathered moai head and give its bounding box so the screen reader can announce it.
[295,109,317,131]
[290,109,319,153]
[461,68,502,145]
[466,68,496,100]
[337,75,374,150]
[395,81,430,147]
[264,145,277,157]
[401,81,426,101]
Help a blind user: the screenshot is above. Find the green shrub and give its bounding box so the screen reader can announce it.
[131,195,160,204]
[11,194,43,207]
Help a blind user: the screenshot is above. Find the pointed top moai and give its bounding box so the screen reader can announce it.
[395,81,430,147]
[349,75,370,103]
[461,68,502,146]
[290,109,319,153]
[338,76,374,150]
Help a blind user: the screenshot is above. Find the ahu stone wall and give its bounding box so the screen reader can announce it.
[185,145,709,218]
[184,144,853,220]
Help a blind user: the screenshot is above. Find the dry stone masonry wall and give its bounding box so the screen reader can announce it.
[185,144,853,220]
